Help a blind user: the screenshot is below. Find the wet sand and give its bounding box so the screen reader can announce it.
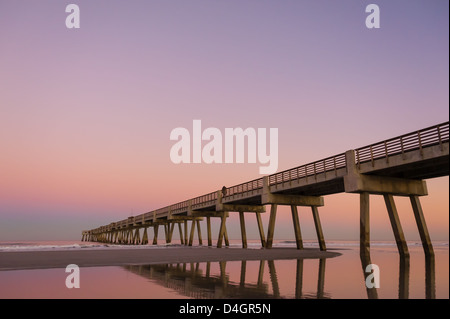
[0,246,340,270]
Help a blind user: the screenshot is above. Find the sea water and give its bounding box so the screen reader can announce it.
[0,240,448,299]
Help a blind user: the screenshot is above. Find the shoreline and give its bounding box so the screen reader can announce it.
[0,246,341,271]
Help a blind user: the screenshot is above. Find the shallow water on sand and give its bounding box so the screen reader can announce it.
[0,241,447,299]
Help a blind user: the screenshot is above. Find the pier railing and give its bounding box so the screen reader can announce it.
[225,178,264,197]
[355,122,449,167]
[191,191,218,208]
[269,153,347,187]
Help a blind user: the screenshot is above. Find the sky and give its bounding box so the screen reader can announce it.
[0,0,448,242]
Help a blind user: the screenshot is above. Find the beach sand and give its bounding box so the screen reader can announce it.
[0,246,341,270]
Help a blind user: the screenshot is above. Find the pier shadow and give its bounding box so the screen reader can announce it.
[123,258,330,299]
[360,251,435,299]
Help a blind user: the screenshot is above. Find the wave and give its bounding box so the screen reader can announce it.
[0,242,185,252]
[0,240,447,252]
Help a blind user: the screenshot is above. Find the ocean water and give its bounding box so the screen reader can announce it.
[0,240,448,299]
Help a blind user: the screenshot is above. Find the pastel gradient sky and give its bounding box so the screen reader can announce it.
[0,1,448,241]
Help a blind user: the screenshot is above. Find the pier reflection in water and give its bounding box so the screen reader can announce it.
[360,252,436,299]
[0,244,444,299]
[123,250,438,299]
[123,258,330,299]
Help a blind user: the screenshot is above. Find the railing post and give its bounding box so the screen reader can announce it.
[384,141,389,164]
[400,136,405,159]
[188,199,192,216]
[370,146,374,167]
[437,125,443,151]
[356,149,360,169]
[313,162,317,180]
[333,156,337,176]
[418,131,424,157]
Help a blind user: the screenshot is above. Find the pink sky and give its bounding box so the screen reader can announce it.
[0,1,448,241]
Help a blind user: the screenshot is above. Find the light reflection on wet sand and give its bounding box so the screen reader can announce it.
[0,245,447,299]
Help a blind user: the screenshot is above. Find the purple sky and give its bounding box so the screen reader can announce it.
[0,1,448,241]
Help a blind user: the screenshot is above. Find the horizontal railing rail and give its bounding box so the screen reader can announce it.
[269,153,347,187]
[224,178,264,197]
[192,191,218,206]
[154,206,169,218]
[171,200,189,212]
[355,122,449,166]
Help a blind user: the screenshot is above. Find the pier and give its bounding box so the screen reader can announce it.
[82,122,449,257]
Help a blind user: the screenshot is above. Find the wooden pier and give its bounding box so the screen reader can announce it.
[82,122,449,257]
